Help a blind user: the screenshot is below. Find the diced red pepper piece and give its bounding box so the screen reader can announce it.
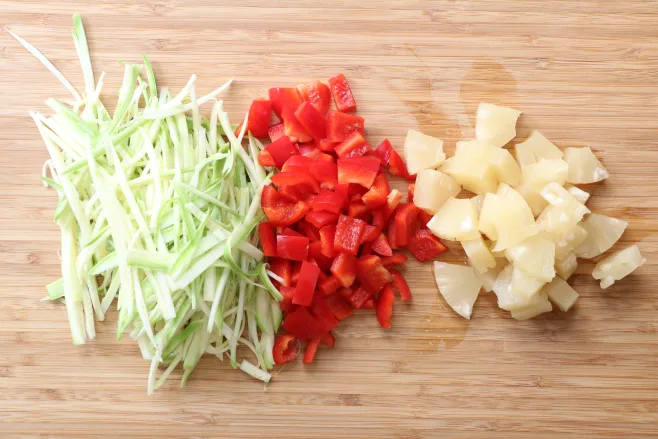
[282,106,312,143]
[408,228,449,262]
[268,257,292,287]
[334,215,366,255]
[319,225,337,258]
[257,149,276,167]
[391,269,412,301]
[376,284,395,329]
[362,298,376,310]
[318,139,337,152]
[244,99,271,138]
[387,219,399,250]
[388,149,412,179]
[269,87,303,119]
[277,235,310,262]
[293,260,320,306]
[356,255,393,294]
[303,337,322,364]
[308,241,333,271]
[325,293,353,320]
[387,189,404,210]
[280,227,303,237]
[268,123,287,143]
[408,183,415,203]
[418,210,433,227]
[283,307,323,341]
[298,143,320,158]
[298,80,332,114]
[266,136,298,170]
[326,111,365,143]
[348,183,368,198]
[347,285,372,309]
[262,185,311,226]
[310,294,339,333]
[278,184,313,203]
[337,156,380,188]
[258,223,277,257]
[297,219,320,242]
[321,332,336,347]
[291,261,302,286]
[273,334,298,365]
[334,131,371,159]
[281,155,315,174]
[347,201,370,221]
[318,275,341,296]
[310,189,344,214]
[305,210,339,229]
[361,173,390,208]
[393,202,419,248]
[339,287,353,299]
[294,101,326,141]
[375,139,393,166]
[361,225,380,243]
[360,241,374,256]
[381,253,408,268]
[278,286,295,313]
[271,171,320,194]
[330,253,357,287]
[372,210,386,230]
[309,160,338,190]
[328,74,357,113]
[371,233,393,257]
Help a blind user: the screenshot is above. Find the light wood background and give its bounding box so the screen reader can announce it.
[1,1,657,438]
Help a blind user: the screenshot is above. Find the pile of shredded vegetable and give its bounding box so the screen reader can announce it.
[10,14,282,392]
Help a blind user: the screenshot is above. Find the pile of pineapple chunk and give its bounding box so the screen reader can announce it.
[407,103,646,320]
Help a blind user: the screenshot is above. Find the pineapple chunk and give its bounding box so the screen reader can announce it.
[492,264,531,311]
[455,140,521,186]
[574,214,627,259]
[476,259,507,293]
[404,129,446,175]
[511,265,547,298]
[555,252,578,280]
[537,182,590,240]
[475,102,522,148]
[479,184,538,251]
[592,245,645,289]
[553,225,589,260]
[514,130,563,168]
[470,194,484,215]
[427,197,480,241]
[505,235,556,282]
[442,155,498,195]
[564,146,609,184]
[413,169,460,215]
[543,276,579,312]
[433,262,483,319]
[462,235,497,274]
[515,159,569,216]
[510,292,553,320]
[565,185,590,204]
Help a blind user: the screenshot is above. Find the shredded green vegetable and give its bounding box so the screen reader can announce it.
[12,14,281,394]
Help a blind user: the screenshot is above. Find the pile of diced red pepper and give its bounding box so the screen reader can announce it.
[239,74,448,365]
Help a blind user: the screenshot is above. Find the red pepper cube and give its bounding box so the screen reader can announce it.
[273,334,299,365]
[298,143,320,158]
[376,284,395,329]
[334,215,366,255]
[266,136,298,170]
[309,160,338,190]
[391,269,412,301]
[258,222,277,257]
[295,101,327,141]
[292,261,321,306]
[418,210,433,227]
[318,275,341,296]
[283,307,324,341]
[347,285,372,309]
[257,149,276,167]
[371,233,393,257]
[310,294,339,333]
[325,293,353,320]
[291,261,302,286]
[305,210,339,229]
[319,139,338,152]
[268,123,287,143]
[381,253,408,269]
[334,183,350,208]
[278,286,295,313]
[303,337,322,364]
[308,241,333,271]
[321,332,336,347]
[337,156,381,189]
[328,74,357,113]
[388,149,410,179]
[271,171,320,194]
[310,189,344,215]
[282,106,312,143]
[319,225,337,258]
[361,225,380,244]
[297,219,321,242]
[408,228,449,262]
[356,255,393,294]
[330,253,357,288]
[347,201,370,221]
[375,139,393,166]
[326,111,365,143]
[298,80,332,114]
[280,227,303,237]
[245,98,272,138]
[269,87,303,119]
[361,173,390,208]
[281,155,315,174]
[393,203,419,248]
[276,235,310,261]
[268,257,292,288]
[334,130,371,159]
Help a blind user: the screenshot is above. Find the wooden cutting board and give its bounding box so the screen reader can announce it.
[1,1,656,437]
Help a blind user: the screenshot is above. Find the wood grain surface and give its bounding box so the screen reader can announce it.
[1,1,657,438]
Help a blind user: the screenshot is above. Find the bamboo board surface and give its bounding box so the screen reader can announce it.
[1,1,657,438]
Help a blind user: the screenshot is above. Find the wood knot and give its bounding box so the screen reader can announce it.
[27,253,40,264]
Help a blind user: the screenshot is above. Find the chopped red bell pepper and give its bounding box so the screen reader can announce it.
[297,219,320,242]
[298,143,320,158]
[356,255,393,294]
[408,183,415,203]
[278,184,314,203]
[361,173,390,208]
[257,149,276,167]
[339,287,353,299]
[308,241,333,271]
[303,337,322,364]
[305,210,339,229]
[283,307,323,341]
[371,210,386,230]
[361,225,380,243]
[330,253,357,287]
[282,106,312,143]
[280,227,303,237]
[310,189,344,214]
[376,284,395,329]
[360,241,374,256]
[292,260,320,306]
[261,186,312,226]
[310,294,339,333]
[334,131,371,159]
[273,333,298,365]
[326,111,365,143]
[381,253,408,268]
[334,214,366,255]
[391,269,412,301]
[318,139,337,152]
[325,293,353,320]
[281,155,315,174]
[271,171,320,194]
[408,228,449,262]
[387,218,398,250]
[298,80,332,114]
[318,274,341,296]
[387,189,404,210]
[276,235,310,261]
[278,285,295,313]
[328,74,357,113]
[291,261,302,285]
[347,201,370,221]
[418,210,433,227]
[269,87,303,119]
[309,160,338,190]
[268,257,292,287]
[258,222,277,257]
[295,101,326,141]
[374,139,393,166]
[388,148,410,178]
[321,332,336,347]
[362,298,376,310]
[393,202,419,248]
[337,156,380,188]
[244,98,271,138]
[265,135,298,170]
[268,123,287,143]
[371,233,393,257]
[346,285,372,309]
[319,225,337,258]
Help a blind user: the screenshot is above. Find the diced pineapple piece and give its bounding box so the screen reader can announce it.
[564,146,609,184]
[514,130,563,168]
[433,262,483,319]
[413,169,461,215]
[461,235,497,274]
[543,276,579,312]
[592,245,645,289]
[470,194,484,215]
[565,185,590,204]
[442,155,498,195]
[505,235,556,282]
[455,140,521,186]
[515,159,569,216]
[511,265,547,298]
[427,197,480,241]
[492,264,532,311]
[476,259,507,293]
[540,182,590,218]
[510,292,553,320]
[404,129,446,175]
[475,102,522,148]
[555,252,577,280]
[553,225,589,260]
[537,182,590,240]
[574,214,628,259]
[479,184,538,251]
